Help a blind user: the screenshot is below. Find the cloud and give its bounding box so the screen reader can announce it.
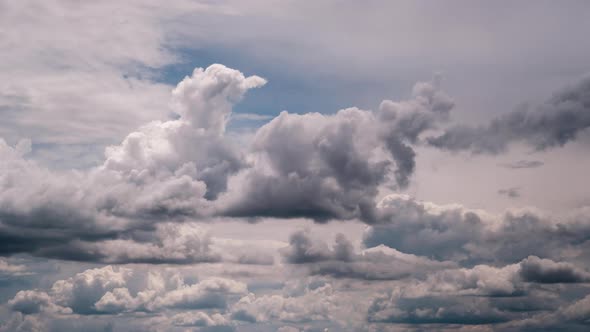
[363,194,486,262]
[0,64,265,258]
[364,257,588,327]
[8,290,70,315]
[7,266,249,317]
[0,313,42,332]
[39,223,221,264]
[49,265,132,315]
[103,64,265,202]
[235,251,275,266]
[498,187,521,198]
[4,249,590,331]
[147,277,247,311]
[280,230,349,264]
[280,230,455,280]
[503,293,590,331]
[170,311,230,327]
[0,64,451,260]
[368,293,511,325]
[519,256,590,284]
[220,77,454,223]
[230,113,274,122]
[428,76,590,154]
[230,279,335,323]
[364,194,590,266]
[0,258,27,275]
[499,160,545,169]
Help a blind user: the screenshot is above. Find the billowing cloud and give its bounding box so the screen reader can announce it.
[364,194,590,266]
[519,256,590,284]
[8,290,70,315]
[170,311,230,327]
[0,64,265,258]
[7,266,248,317]
[220,78,454,222]
[230,279,335,323]
[0,63,460,263]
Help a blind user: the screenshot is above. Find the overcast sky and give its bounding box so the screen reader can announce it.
[1,1,590,331]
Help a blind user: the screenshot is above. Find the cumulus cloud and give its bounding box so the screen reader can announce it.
[170,311,230,327]
[49,265,132,314]
[230,279,335,323]
[8,290,71,315]
[428,76,590,154]
[281,230,454,280]
[0,64,455,260]
[280,230,351,264]
[363,194,486,262]
[220,78,454,222]
[146,277,247,311]
[368,293,511,325]
[5,252,590,331]
[365,257,589,327]
[501,293,590,331]
[3,2,590,331]
[40,223,221,264]
[364,194,590,266]
[7,266,248,317]
[0,64,265,258]
[519,256,590,284]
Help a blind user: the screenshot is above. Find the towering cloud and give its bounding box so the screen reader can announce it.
[0,64,266,257]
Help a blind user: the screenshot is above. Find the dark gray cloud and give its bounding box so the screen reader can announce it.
[519,256,590,284]
[428,76,590,154]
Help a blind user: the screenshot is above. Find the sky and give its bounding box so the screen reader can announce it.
[1,1,590,331]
